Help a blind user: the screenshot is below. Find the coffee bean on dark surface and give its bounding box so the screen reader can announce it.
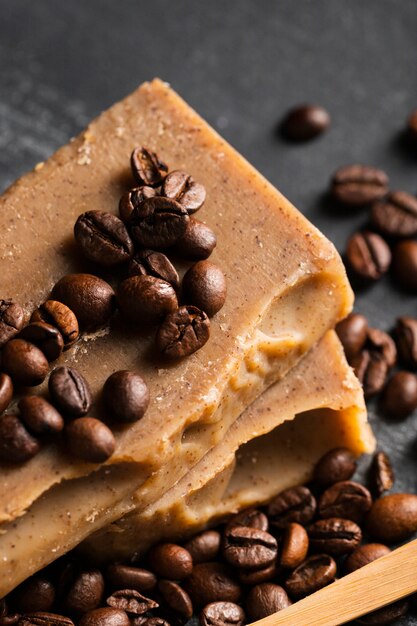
[185,562,241,608]
[335,313,368,363]
[318,481,372,523]
[51,274,116,331]
[407,109,417,142]
[182,261,226,317]
[132,618,168,626]
[156,305,210,360]
[66,417,115,463]
[173,218,217,260]
[371,191,417,238]
[19,396,64,434]
[161,170,206,214]
[0,414,40,462]
[106,590,158,615]
[245,584,291,621]
[2,339,49,386]
[157,580,193,618]
[31,300,79,349]
[64,570,104,616]
[15,577,55,613]
[344,543,391,574]
[74,211,134,266]
[130,196,189,249]
[226,508,269,533]
[280,523,309,569]
[345,232,391,281]
[103,371,149,423]
[395,316,417,368]
[148,543,193,580]
[119,186,157,223]
[118,275,178,325]
[351,328,396,398]
[130,147,168,187]
[0,373,13,415]
[128,250,179,291]
[366,493,417,542]
[49,366,92,417]
[200,602,245,626]
[237,561,280,586]
[356,599,409,626]
[19,322,64,362]
[369,451,395,497]
[331,165,389,207]
[0,299,25,348]
[184,530,221,564]
[393,240,417,292]
[308,517,362,555]
[285,554,337,599]
[280,105,330,141]
[223,526,277,570]
[380,371,417,418]
[79,608,130,626]
[267,485,316,529]
[106,565,156,592]
[19,613,74,626]
[313,447,357,486]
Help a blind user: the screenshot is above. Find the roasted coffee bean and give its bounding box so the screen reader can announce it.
[19,322,64,362]
[335,313,368,362]
[2,339,49,387]
[185,562,241,608]
[345,232,391,281]
[49,366,92,417]
[285,554,337,599]
[156,305,210,360]
[106,590,158,615]
[130,196,189,249]
[0,299,25,347]
[351,328,396,398]
[367,328,397,368]
[395,316,417,367]
[380,371,417,418]
[19,396,64,434]
[157,580,193,618]
[308,517,362,555]
[238,561,280,586]
[0,414,40,463]
[182,261,226,317]
[331,165,389,207]
[51,274,116,331]
[184,530,221,564]
[318,481,372,523]
[131,147,168,187]
[0,373,13,414]
[106,565,156,592]
[74,211,134,266]
[173,218,217,260]
[371,191,417,238]
[79,608,129,626]
[64,569,104,616]
[133,619,169,626]
[119,186,157,223]
[392,240,417,291]
[118,275,178,325]
[280,523,309,569]
[15,577,55,613]
[356,599,409,625]
[345,543,391,574]
[369,451,395,497]
[313,447,357,486]
[200,602,245,626]
[245,584,291,621]
[366,493,417,542]
[162,170,206,214]
[128,250,179,291]
[408,109,417,142]
[148,543,193,580]
[267,485,316,529]
[223,526,278,570]
[2,615,20,626]
[31,300,79,349]
[281,105,330,141]
[19,613,74,626]
[103,371,149,423]
[66,417,115,463]
[226,508,269,533]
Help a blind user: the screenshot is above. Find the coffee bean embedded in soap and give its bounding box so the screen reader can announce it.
[162,170,206,214]
[182,261,227,317]
[31,300,79,349]
[392,240,417,292]
[366,493,417,542]
[148,543,193,580]
[0,299,25,347]
[118,275,178,325]
[371,191,417,238]
[380,371,417,419]
[200,602,245,626]
[223,526,278,571]
[49,366,92,417]
[130,196,189,249]
[128,250,179,291]
[172,217,217,260]
[313,447,357,487]
[103,371,150,423]
[66,417,115,463]
[130,147,168,187]
[156,305,210,360]
[74,211,134,266]
[369,451,395,497]
[245,584,291,621]
[267,485,316,529]
[0,414,40,463]
[2,339,49,387]
[19,396,64,434]
[331,165,389,207]
[345,543,391,575]
[281,105,330,141]
[0,373,13,415]
[345,231,391,281]
[119,186,157,223]
[285,554,337,599]
[395,316,417,368]
[19,322,64,362]
[318,481,372,523]
[335,313,369,363]
[307,517,362,555]
[79,608,129,626]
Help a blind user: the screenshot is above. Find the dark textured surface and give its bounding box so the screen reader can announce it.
[1,0,417,617]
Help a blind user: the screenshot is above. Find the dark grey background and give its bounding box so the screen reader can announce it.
[1,0,417,619]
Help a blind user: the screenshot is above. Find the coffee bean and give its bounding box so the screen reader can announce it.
[119,187,157,223]
[19,396,64,434]
[157,580,193,619]
[64,570,104,616]
[395,316,417,368]
[369,451,395,497]
[351,328,396,398]
[19,322,64,362]
[118,275,178,325]
[51,274,116,331]
[245,584,291,621]
[79,608,129,626]
[106,565,156,592]
[331,165,389,207]
[130,147,168,187]
[345,232,391,281]
[200,602,245,626]
[130,196,189,249]
[2,339,49,387]
[356,599,409,625]
[19,613,74,626]
[366,493,417,542]
[371,191,417,238]
[133,619,169,626]
[185,563,241,608]
[15,577,55,613]
[281,105,330,141]
[267,485,316,529]
[184,530,221,564]
[173,218,217,261]
[367,329,397,368]
[380,371,417,418]
[128,250,179,291]
[345,543,391,574]
[0,299,25,348]
[182,261,226,317]
[308,518,362,555]
[106,590,158,615]
[285,554,337,599]
[2,615,20,626]
[0,373,13,414]
[148,543,193,580]
[103,371,149,423]
[156,305,210,360]
[335,314,368,362]
[74,211,134,266]
[49,366,92,417]
[407,109,417,142]
[318,481,372,523]
[392,240,417,291]
[31,300,79,349]
[313,447,357,486]
[280,523,309,569]
[66,417,115,463]
[226,508,269,533]
[161,170,206,214]
[223,526,278,570]
[238,561,280,586]
[0,414,40,463]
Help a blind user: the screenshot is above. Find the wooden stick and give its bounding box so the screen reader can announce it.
[250,538,417,626]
